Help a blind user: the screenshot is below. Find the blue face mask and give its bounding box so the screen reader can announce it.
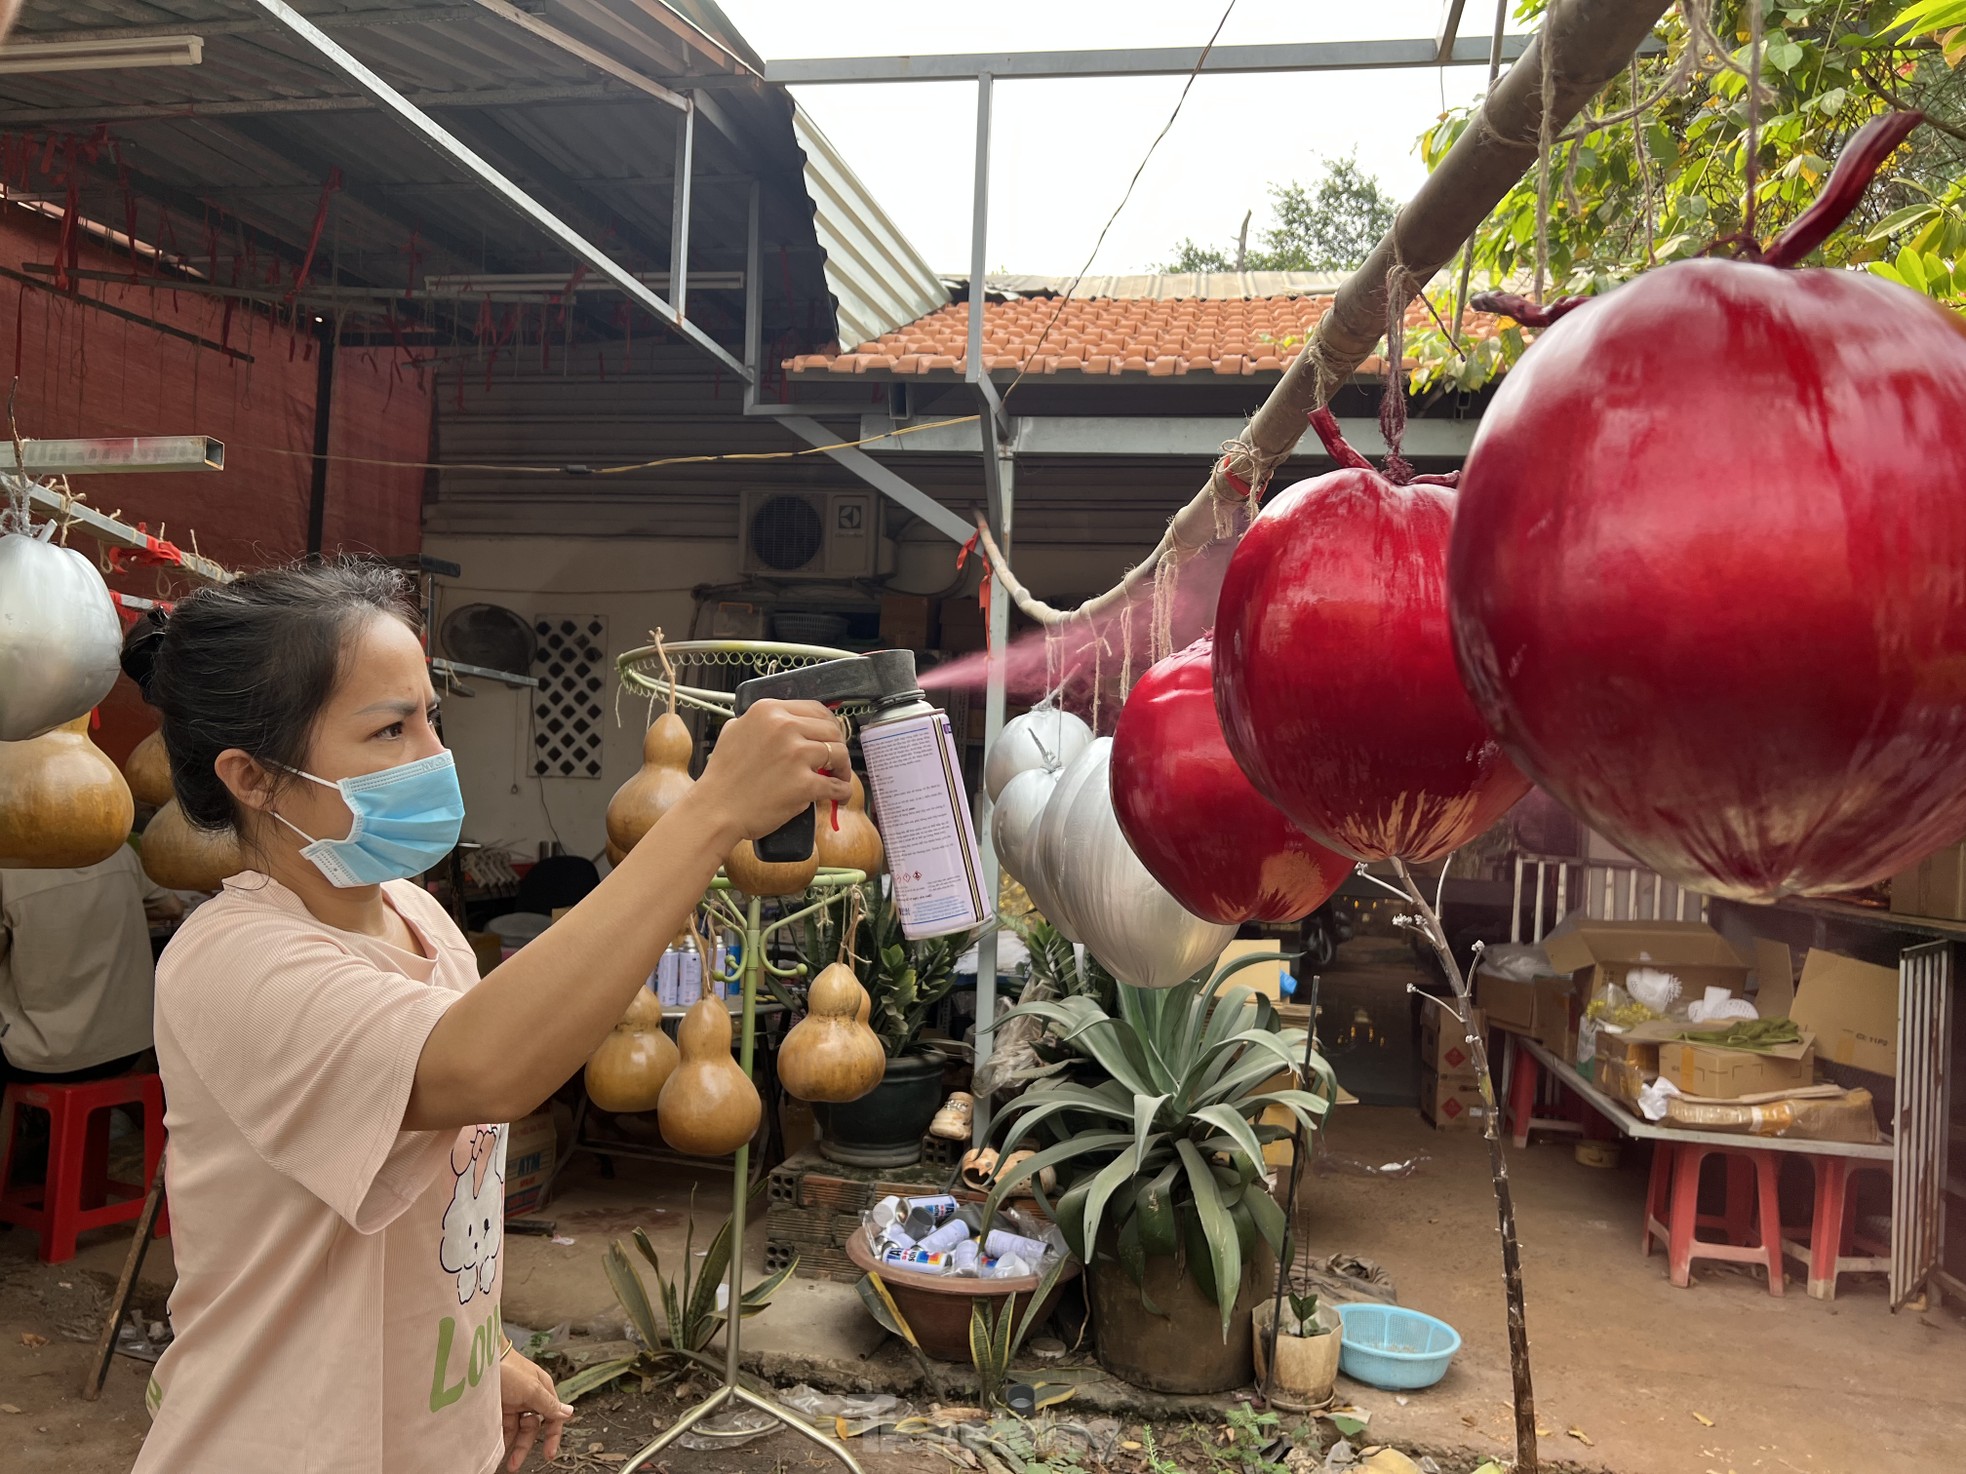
[272,751,466,888]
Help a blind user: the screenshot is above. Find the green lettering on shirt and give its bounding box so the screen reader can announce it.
[428,1317,467,1412]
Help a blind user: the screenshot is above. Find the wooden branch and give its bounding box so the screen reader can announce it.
[978,0,1676,629]
[1392,858,1540,1473]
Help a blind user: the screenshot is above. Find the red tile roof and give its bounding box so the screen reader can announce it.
[785,294,1504,379]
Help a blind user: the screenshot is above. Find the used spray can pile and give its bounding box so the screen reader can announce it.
[865,1194,1064,1279]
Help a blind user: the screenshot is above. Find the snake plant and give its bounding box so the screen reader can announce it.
[980,952,1335,1338]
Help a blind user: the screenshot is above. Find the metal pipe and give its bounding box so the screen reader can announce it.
[742,181,762,412]
[465,0,690,110]
[966,74,992,386]
[970,448,1012,1150]
[246,0,750,382]
[672,96,696,321]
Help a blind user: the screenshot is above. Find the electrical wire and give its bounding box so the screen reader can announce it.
[999,0,1240,407]
[231,410,983,477]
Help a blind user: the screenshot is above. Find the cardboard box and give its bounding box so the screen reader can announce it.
[1792,948,1899,1077]
[1419,1005,1483,1079]
[1657,1038,1816,1100]
[1475,970,1575,1052]
[879,594,937,652]
[1892,842,1966,921]
[503,1110,557,1218]
[1594,1033,1660,1107]
[1543,918,1755,1065]
[1418,1064,1490,1132]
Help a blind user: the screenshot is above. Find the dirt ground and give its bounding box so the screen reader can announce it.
[5,938,1964,1472]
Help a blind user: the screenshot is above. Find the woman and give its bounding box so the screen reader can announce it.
[121,560,849,1473]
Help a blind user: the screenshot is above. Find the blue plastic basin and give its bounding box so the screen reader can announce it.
[1336,1304,1461,1391]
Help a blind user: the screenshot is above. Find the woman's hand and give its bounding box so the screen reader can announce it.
[691,698,854,843]
[499,1349,572,1470]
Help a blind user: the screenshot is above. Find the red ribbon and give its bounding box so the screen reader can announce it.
[955,534,994,651]
[288,166,341,300]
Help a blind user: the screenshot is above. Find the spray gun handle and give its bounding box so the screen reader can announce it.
[732,652,922,865]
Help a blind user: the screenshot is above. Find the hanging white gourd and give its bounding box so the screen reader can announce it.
[0,517,123,742]
[992,765,1074,938]
[984,702,1092,802]
[1033,739,1234,990]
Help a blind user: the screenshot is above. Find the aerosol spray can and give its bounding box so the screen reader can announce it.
[859,695,995,940]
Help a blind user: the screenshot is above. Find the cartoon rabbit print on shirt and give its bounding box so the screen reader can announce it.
[440,1124,507,1304]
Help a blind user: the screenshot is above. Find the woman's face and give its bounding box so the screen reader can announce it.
[270,613,445,842]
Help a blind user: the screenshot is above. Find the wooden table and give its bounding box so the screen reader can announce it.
[1509,1037,1893,1298]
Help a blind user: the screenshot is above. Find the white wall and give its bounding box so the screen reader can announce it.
[426,530,1158,859]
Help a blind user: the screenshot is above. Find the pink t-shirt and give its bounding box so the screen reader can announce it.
[137,873,508,1474]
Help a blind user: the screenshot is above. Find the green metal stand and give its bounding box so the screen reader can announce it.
[621,869,865,1474]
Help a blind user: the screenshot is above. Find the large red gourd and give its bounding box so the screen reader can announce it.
[1449,113,1966,901]
[1213,417,1529,863]
[1112,634,1350,923]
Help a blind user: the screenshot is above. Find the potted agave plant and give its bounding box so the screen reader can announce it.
[798,882,972,1167]
[981,953,1335,1395]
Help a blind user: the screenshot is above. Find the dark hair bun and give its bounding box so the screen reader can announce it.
[120,608,170,705]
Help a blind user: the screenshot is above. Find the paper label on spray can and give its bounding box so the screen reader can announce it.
[861,710,994,940]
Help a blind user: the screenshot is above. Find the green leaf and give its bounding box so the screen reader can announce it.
[860,1272,922,1349]
[1193,1102,1269,1177]
[1015,1252,1069,1353]
[1116,1200,1149,1287]
[1867,204,1943,245]
[555,1356,639,1403]
[1135,1161,1181,1257]
[1891,0,1966,40]
[737,1257,797,1310]
[1897,245,1930,293]
[1244,1179,1288,1255]
[1081,1148,1151,1263]
[1765,40,1804,75]
[980,1132,1133,1227]
[1130,1092,1170,1173]
[1175,1139,1241,1340]
[603,1243,664,1352]
[969,1298,998,1392]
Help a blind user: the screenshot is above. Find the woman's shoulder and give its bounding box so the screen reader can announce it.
[156,878,370,1004]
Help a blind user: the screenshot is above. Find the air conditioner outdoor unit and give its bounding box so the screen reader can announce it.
[740,490,879,579]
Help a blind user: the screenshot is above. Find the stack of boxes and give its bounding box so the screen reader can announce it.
[1417,1003,1488,1131]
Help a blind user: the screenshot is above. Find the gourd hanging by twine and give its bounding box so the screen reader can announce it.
[605,630,694,859]
[0,715,134,868]
[657,917,762,1156]
[140,799,242,892]
[123,729,173,808]
[778,886,886,1102]
[583,981,680,1114]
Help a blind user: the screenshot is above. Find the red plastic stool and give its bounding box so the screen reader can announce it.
[0,1073,167,1264]
[1778,1155,1892,1301]
[1641,1140,1785,1294]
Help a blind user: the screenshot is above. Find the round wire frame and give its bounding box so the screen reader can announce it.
[616,638,862,720]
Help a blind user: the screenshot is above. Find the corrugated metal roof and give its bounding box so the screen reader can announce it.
[0,0,931,362]
[792,103,948,350]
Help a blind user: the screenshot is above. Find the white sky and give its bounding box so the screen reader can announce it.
[716,1,1498,276]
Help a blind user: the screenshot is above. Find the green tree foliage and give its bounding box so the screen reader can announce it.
[1163,154,1400,272]
[1407,0,1966,391]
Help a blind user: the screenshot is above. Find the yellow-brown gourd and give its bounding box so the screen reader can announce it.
[0,717,134,868]
[778,961,886,1103]
[141,800,242,892]
[723,838,819,897]
[606,711,694,857]
[123,729,174,808]
[584,987,680,1113]
[657,995,762,1155]
[815,771,884,877]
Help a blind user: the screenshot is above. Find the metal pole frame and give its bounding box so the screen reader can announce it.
[248,0,749,382]
[671,94,696,322]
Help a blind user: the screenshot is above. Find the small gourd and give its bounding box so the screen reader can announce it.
[606,711,694,857]
[778,961,886,1103]
[584,987,680,1113]
[141,800,241,892]
[723,838,819,897]
[0,716,133,868]
[815,771,884,877]
[657,994,762,1156]
[123,729,173,808]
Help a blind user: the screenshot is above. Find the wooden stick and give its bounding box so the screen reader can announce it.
[1391,857,1538,1473]
[973,0,1675,629]
[81,1153,168,1401]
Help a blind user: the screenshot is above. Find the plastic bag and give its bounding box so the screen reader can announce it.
[1472,943,1557,982]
